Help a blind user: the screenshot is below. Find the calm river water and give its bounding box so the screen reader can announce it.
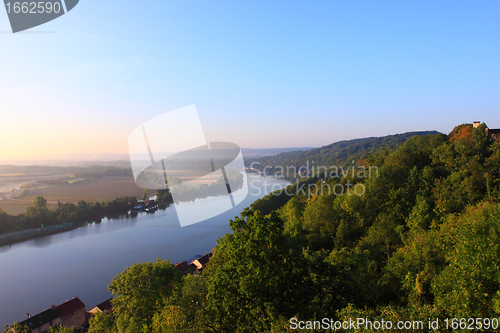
[0,174,289,327]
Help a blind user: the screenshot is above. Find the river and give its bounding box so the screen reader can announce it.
[0,174,289,327]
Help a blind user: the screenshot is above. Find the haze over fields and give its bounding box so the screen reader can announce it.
[0,146,314,215]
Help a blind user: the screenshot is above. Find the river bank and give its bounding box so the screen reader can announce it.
[0,223,75,246]
[0,175,290,328]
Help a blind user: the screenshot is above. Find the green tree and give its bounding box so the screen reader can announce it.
[33,195,47,208]
[88,311,114,333]
[106,258,183,333]
[25,196,53,228]
[204,209,316,332]
[485,140,500,200]
[432,202,500,317]
[47,326,76,333]
[0,209,11,234]
[151,274,214,333]
[3,322,28,333]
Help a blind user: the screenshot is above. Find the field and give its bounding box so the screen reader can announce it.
[28,177,153,203]
[0,172,74,196]
[0,173,25,177]
[0,174,159,215]
[0,200,58,215]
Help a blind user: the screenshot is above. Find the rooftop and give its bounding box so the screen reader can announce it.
[18,309,61,330]
[55,297,85,316]
[93,298,113,313]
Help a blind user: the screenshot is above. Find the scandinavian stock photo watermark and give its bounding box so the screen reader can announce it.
[289,317,500,331]
[128,105,248,227]
[247,161,379,200]
[127,104,378,226]
[3,0,79,33]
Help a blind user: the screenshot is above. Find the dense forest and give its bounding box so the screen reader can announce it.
[4,123,500,332]
[62,123,500,333]
[246,131,438,179]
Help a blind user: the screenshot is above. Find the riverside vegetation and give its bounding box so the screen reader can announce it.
[0,190,173,236]
[4,123,500,332]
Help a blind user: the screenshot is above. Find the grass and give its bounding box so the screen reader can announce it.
[67,178,86,184]
[14,189,30,199]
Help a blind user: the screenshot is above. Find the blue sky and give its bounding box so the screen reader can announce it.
[1,0,499,159]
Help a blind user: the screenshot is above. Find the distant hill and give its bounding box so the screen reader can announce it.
[1,149,316,167]
[246,131,440,175]
[241,147,315,159]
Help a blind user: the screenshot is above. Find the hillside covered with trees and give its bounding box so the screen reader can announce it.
[246,131,438,179]
[7,123,500,332]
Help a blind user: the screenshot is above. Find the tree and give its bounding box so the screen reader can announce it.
[151,275,214,333]
[485,140,500,200]
[3,322,28,333]
[2,322,73,333]
[33,195,47,208]
[0,209,11,234]
[88,311,114,333]
[105,258,183,333]
[432,202,500,317]
[47,326,76,333]
[204,209,314,332]
[25,196,53,228]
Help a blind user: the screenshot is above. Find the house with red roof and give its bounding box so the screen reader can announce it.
[175,260,197,275]
[54,296,86,330]
[192,253,213,272]
[14,309,61,333]
[88,298,113,315]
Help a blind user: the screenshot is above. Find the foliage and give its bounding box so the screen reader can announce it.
[87,124,500,332]
[204,210,315,332]
[3,323,74,333]
[97,258,183,333]
[432,203,500,318]
[88,311,114,333]
[247,131,438,178]
[0,192,174,236]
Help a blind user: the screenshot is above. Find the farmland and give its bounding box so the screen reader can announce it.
[0,176,156,215]
[28,177,152,203]
[0,200,58,215]
[0,163,163,215]
[0,165,229,215]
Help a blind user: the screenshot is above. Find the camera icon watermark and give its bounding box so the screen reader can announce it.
[3,0,79,33]
[128,105,248,227]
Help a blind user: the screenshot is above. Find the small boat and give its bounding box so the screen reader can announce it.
[132,204,146,211]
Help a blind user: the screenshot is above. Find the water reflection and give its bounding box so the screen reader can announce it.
[0,175,289,327]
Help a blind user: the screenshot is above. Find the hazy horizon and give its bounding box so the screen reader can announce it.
[2,1,499,161]
[0,146,317,166]
[0,126,444,166]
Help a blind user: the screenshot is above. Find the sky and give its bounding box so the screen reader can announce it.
[0,0,499,161]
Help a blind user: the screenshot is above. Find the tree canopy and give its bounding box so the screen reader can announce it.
[82,123,500,332]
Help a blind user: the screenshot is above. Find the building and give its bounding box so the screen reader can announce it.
[472,121,500,141]
[489,128,500,141]
[15,309,61,333]
[192,253,213,272]
[54,297,86,330]
[175,260,197,275]
[88,298,113,315]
